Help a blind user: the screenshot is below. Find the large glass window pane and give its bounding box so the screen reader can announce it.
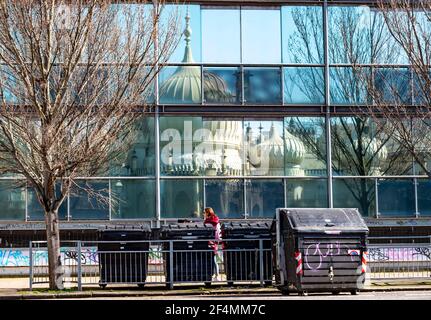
[205,179,244,218]
[160,179,203,218]
[160,117,243,176]
[244,67,282,104]
[0,181,26,220]
[159,66,202,104]
[329,6,372,64]
[244,120,284,176]
[413,119,431,176]
[417,179,431,216]
[111,179,155,219]
[282,6,323,64]
[333,178,376,217]
[374,68,412,105]
[161,5,201,63]
[200,119,243,176]
[371,11,408,64]
[202,9,240,63]
[69,180,109,220]
[27,185,67,221]
[330,67,369,105]
[109,117,155,176]
[241,8,281,64]
[286,179,328,208]
[160,116,203,176]
[413,70,431,106]
[329,6,407,65]
[378,179,415,217]
[246,179,284,218]
[331,117,413,176]
[203,67,241,104]
[284,117,327,176]
[284,67,324,104]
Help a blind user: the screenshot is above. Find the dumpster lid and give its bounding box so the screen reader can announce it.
[98,224,151,232]
[279,208,368,232]
[222,221,271,230]
[160,222,214,230]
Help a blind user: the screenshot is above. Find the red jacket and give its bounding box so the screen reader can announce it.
[204,215,220,227]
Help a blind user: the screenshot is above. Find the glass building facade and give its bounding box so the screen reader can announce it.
[1,1,430,222]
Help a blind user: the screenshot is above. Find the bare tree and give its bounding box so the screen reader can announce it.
[0,0,181,289]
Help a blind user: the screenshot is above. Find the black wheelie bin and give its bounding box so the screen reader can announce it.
[97,225,151,288]
[222,221,273,286]
[160,222,215,287]
[272,208,369,295]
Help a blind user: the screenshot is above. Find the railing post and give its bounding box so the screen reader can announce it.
[169,240,174,290]
[77,241,82,291]
[259,239,264,287]
[29,241,33,291]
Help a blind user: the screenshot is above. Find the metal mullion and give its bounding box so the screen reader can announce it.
[154,1,161,226]
[108,179,112,221]
[375,178,380,218]
[159,175,328,179]
[203,178,206,208]
[25,181,29,222]
[67,186,71,221]
[243,178,247,219]
[323,0,333,208]
[414,177,419,218]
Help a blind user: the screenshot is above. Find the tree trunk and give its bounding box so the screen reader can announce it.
[45,209,62,290]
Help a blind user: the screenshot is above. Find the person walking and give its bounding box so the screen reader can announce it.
[204,207,222,280]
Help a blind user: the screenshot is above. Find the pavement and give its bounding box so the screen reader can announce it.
[0,277,431,299]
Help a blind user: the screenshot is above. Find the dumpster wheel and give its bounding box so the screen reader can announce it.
[351,290,358,295]
[99,284,107,289]
[299,291,308,296]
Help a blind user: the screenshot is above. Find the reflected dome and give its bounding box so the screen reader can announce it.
[353,137,388,162]
[160,13,233,104]
[284,128,306,166]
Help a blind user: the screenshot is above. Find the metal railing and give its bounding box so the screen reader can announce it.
[28,235,431,290]
[367,236,431,281]
[29,238,273,290]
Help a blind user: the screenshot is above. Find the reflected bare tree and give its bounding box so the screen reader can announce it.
[286,5,412,215]
[354,0,431,178]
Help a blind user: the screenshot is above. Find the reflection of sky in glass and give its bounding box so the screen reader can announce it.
[241,9,281,64]
[284,67,325,104]
[202,9,241,63]
[282,6,323,64]
[161,5,201,63]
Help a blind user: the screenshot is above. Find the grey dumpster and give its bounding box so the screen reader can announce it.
[272,208,369,295]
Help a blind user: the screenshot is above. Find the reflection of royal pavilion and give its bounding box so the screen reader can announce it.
[113,15,390,218]
[155,14,314,217]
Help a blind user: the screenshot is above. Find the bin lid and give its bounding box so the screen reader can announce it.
[160,222,214,231]
[279,208,369,233]
[222,221,271,230]
[98,224,151,232]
